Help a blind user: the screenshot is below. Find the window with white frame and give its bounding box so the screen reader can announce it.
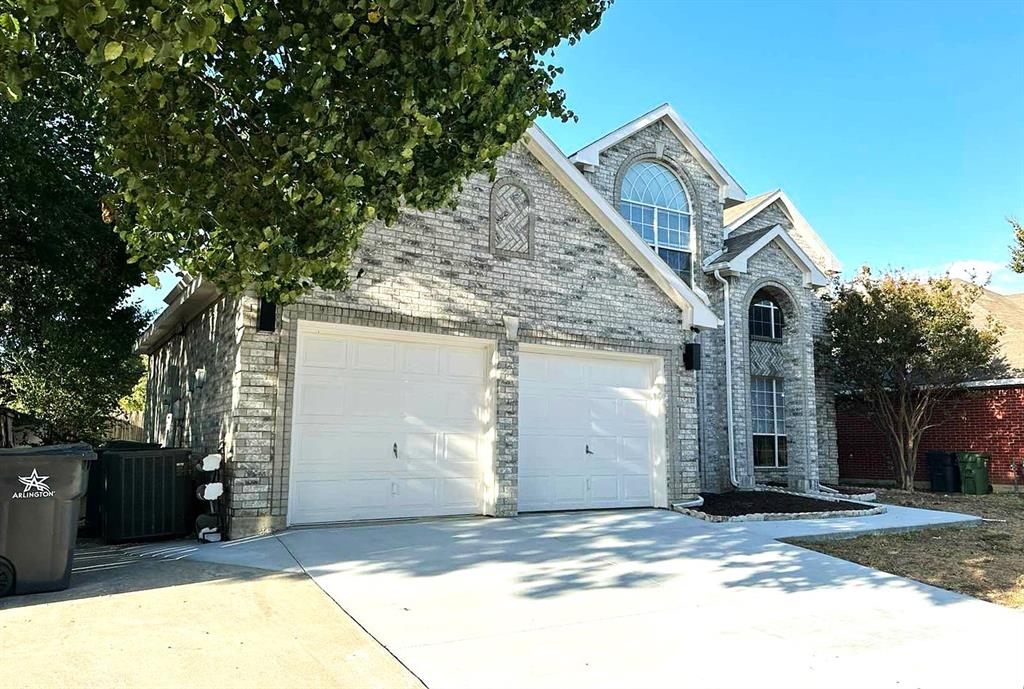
[619,161,693,284]
[751,377,787,467]
[749,296,783,340]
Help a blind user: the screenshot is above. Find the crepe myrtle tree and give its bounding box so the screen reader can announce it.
[824,269,1002,490]
[0,0,610,303]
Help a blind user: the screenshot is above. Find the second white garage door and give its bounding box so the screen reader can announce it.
[518,348,665,511]
[288,324,491,525]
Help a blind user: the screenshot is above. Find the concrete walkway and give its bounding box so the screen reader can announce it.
[101,507,1022,688]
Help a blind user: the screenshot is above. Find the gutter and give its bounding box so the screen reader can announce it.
[712,269,740,488]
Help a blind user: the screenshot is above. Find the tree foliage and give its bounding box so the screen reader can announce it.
[0,0,609,302]
[824,269,1003,489]
[0,36,147,442]
[1010,217,1024,274]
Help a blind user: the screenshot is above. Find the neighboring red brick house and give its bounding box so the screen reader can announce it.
[837,379,1024,489]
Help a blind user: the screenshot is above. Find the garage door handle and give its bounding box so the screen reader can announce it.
[585,444,594,455]
[393,442,398,459]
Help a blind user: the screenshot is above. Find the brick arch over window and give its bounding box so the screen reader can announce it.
[613,152,705,258]
[737,278,819,492]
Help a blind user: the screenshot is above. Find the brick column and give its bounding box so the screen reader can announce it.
[493,334,519,517]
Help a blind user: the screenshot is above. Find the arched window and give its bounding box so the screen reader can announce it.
[619,161,693,284]
[749,294,783,340]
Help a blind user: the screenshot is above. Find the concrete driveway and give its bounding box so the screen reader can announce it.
[122,508,1023,688]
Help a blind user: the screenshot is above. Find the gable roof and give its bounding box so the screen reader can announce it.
[526,125,719,329]
[568,104,746,204]
[722,188,841,274]
[703,224,829,288]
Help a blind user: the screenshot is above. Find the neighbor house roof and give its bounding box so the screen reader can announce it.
[722,188,841,275]
[703,224,829,288]
[526,125,719,329]
[971,286,1024,372]
[568,104,746,204]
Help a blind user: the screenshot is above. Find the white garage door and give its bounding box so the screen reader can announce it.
[518,349,664,511]
[288,325,490,525]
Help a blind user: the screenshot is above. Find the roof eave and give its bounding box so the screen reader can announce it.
[135,277,222,355]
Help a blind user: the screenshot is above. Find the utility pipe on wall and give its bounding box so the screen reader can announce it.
[713,269,740,488]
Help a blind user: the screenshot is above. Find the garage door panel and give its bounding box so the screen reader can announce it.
[353,340,397,371]
[552,477,587,505]
[297,383,347,417]
[290,328,488,525]
[587,359,650,389]
[301,337,349,369]
[401,343,441,375]
[588,476,620,502]
[445,348,486,379]
[443,433,480,465]
[623,475,652,501]
[518,477,551,510]
[441,478,479,508]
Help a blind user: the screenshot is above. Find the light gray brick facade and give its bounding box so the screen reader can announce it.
[143,108,839,537]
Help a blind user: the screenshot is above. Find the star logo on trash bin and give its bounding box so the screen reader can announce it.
[17,468,50,492]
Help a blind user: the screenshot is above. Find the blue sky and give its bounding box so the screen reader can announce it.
[134,0,1024,314]
[540,0,1024,293]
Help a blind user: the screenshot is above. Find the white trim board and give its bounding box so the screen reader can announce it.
[703,225,829,288]
[568,103,746,204]
[526,125,720,330]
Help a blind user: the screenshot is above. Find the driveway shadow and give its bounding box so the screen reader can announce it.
[277,509,978,607]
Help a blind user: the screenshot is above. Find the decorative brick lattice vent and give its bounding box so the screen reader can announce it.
[750,339,786,377]
[489,179,534,259]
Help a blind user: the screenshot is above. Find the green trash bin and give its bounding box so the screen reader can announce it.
[956,452,991,495]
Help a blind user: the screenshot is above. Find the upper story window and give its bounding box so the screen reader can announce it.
[619,161,692,285]
[749,295,783,340]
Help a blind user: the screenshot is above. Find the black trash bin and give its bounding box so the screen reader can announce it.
[0,443,95,596]
[926,451,961,493]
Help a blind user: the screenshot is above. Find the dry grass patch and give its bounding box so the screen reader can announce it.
[791,489,1024,608]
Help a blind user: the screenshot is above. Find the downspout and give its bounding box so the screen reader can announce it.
[713,269,740,488]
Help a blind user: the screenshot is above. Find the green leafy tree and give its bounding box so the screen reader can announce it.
[825,270,1002,490]
[1010,217,1024,274]
[0,0,609,303]
[0,37,147,442]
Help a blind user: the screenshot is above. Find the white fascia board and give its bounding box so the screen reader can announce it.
[135,277,222,354]
[568,104,746,204]
[526,125,720,330]
[705,225,829,288]
[723,189,841,274]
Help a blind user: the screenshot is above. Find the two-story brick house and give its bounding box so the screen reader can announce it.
[139,104,841,538]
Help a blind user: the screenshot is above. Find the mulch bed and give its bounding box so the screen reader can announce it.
[695,491,867,517]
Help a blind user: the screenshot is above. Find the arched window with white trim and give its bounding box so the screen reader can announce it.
[619,161,693,284]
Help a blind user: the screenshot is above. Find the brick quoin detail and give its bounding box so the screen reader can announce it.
[837,385,1024,485]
